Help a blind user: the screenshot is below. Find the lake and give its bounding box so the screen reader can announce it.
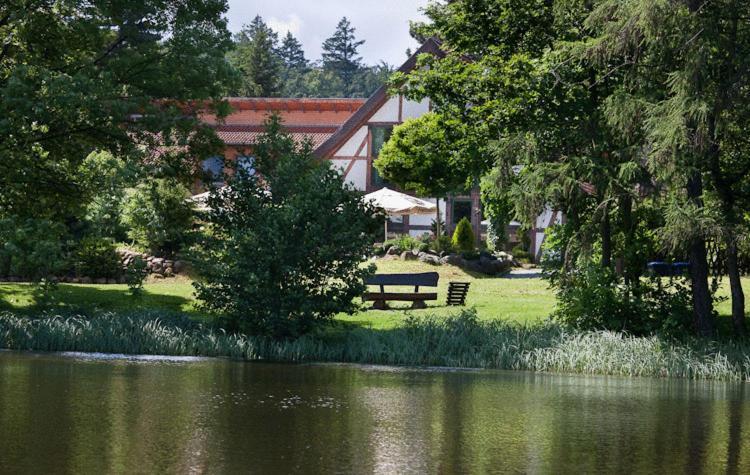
[1,351,749,474]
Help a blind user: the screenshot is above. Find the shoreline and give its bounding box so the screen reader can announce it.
[2,310,750,382]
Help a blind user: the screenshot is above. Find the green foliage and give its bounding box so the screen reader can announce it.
[4,309,750,381]
[376,113,471,197]
[511,245,531,262]
[79,151,132,241]
[0,0,233,222]
[383,235,421,252]
[431,235,455,253]
[124,257,149,298]
[192,116,381,338]
[0,218,68,282]
[228,16,282,96]
[72,237,121,279]
[452,217,475,252]
[122,178,194,258]
[322,17,365,96]
[552,265,693,337]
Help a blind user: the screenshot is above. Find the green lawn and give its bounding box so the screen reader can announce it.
[0,260,748,332]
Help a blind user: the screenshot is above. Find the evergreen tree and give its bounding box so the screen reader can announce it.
[228,16,282,96]
[278,32,308,70]
[322,17,365,95]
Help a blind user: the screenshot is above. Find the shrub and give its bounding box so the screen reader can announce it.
[511,244,531,261]
[552,264,693,336]
[192,116,381,339]
[452,217,475,252]
[73,237,121,279]
[0,217,69,282]
[79,151,131,241]
[384,234,421,252]
[124,256,148,297]
[122,178,194,257]
[418,242,430,253]
[431,235,454,253]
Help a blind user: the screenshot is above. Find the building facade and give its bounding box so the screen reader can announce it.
[200,38,559,257]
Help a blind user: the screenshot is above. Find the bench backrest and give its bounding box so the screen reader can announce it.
[365,272,439,288]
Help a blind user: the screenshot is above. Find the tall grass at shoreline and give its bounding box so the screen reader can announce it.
[1,310,750,381]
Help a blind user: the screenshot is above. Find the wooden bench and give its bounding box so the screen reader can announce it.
[446,282,470,306]
[364,272,439,310]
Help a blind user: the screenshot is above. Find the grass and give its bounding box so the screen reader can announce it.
[2,309,750,381]
[0,261,557,327]
[2,260,750,381]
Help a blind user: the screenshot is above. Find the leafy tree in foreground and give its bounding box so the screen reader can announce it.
[193,116,381,338]
[0,0,233,222]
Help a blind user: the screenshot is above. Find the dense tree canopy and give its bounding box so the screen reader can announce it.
[393,0,750,337]
[0,0,234,222]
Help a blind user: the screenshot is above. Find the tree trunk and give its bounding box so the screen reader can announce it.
[601,203,612,269]
[686,172,715,337]
[725,235,745,334]
[620,195,635,286]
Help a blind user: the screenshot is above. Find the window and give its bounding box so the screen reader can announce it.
[370,125,393,187]
[452,198,472,225]
[202,156,224,183]
[237,156,256,178]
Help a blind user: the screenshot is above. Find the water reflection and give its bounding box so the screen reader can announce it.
[0,352,749,473]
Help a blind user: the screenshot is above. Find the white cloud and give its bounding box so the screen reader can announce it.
[267,14,303,37]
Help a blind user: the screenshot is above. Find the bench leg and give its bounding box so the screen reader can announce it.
[372,300,389,310]
[411,300,427,310]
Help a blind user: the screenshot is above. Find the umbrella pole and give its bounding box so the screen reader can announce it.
[384,218,388,242]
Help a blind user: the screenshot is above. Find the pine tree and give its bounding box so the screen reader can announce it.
[228,16,281,97]
[278,32,308,70]
[321,17,365,96]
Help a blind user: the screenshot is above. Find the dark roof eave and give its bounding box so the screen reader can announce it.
[313,37,445,159]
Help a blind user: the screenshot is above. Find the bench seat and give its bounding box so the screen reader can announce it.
[364,272,439,310]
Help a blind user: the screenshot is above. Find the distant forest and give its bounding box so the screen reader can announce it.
[226,16,397,98]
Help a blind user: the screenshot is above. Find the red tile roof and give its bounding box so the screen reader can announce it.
[201,98,366,148]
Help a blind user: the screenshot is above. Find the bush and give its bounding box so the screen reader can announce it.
[0,217,69,282]
[192,116,381,339]
[431,235,454,253]
[124,256,148,297]
[418,242,430,253]
[122,178,194,257]
[79,151,131,241]
[511,244,531,261]
[452,217,475,252]
[552,264,693,336]
[384,235,421,253]
[72,237,121,279]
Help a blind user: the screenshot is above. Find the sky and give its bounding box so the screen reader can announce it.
[225,0,431,66]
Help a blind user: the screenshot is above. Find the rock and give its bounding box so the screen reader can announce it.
[443,254,464,266]
[400,251,418,261]
[418,253,441,266]
[173,260,188,273]
[81,277,93,284]
[118,276,127,284]
[386,246,400,256]
[152,273,165,279]
[70,277,80,284]
[164,267,174,277]
[95,277,107,285]
[107,278,117,285]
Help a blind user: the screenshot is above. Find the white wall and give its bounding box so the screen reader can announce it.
[402,98,430,120]
[369,97,400,123]
[335,126,368,157]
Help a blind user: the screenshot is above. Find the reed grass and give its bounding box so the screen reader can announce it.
[2,310,750,381]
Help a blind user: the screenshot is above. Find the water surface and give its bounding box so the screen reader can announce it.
[1,351,749,473]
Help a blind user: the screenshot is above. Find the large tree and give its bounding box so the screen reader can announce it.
[584,0,750,335]
[0,0,233,222]
[322,17,365,96]
[228,15,282,96]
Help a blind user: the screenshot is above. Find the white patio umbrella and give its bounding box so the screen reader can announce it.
[364,187,437,240]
